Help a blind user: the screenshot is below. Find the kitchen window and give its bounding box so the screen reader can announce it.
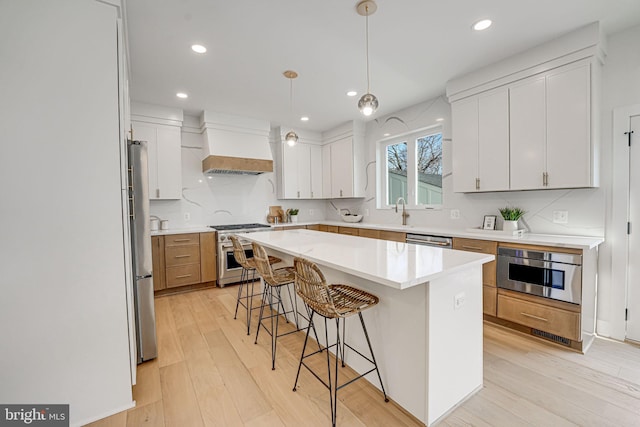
[378,128,443,209]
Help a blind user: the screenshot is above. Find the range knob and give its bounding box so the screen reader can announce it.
[220,235,227,241]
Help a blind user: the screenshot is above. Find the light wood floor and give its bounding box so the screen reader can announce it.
[87,285,640,427]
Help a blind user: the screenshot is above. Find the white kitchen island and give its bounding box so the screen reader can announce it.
[238,229,494,426]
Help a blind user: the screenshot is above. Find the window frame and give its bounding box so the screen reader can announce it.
[377,125,443,210]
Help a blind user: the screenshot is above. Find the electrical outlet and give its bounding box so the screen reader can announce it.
[553,210,569,224]
[184,212,191,221]
[365,208,370,216]
[454,292,466,310]
[450,209,460,219]
[309,209,314,216]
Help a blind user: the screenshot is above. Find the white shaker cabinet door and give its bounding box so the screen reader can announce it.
[330,137,354,198]
[452,97,479,193]
[309,144,323,199]
[478,88,510,192]
[510,75,546,190]
[546,63,591,189]
[297,143,312,199]
[156,126,182,199]
[133,123,159,199]
[322,144,332,198]
[281,143,299,199]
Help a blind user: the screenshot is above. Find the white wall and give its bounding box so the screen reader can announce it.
[149,116,327,227]
[598,24,640,338]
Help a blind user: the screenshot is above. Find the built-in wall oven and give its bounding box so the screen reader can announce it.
[497,247,582,304]
[210,223,272,287]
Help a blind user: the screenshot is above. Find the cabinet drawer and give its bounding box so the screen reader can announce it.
[358,228,380,239]
[483,285,497,316]
[166,264,201,288]
[327,225,340,233]
[339,227,358,236]
[453,238,497,286]
[452,238,497,254]
[165,244,200,267]
[164,233,200,247]
[379,231,406,242]
[497,294,580,341]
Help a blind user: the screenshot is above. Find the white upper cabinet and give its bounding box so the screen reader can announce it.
[451,60,597,193]
[452,88,509,192]
[510,63,592,190]
[330,137,355,198]
[131,121,182,200]
[447,24,602,193]
[322,144,332,198]
[279,141,324,199]
[309,145,323,199]
[545,63,591,189]
[510,75,547,190]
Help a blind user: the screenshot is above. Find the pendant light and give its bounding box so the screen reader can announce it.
[283,70,299,147]
[357,0,379,116]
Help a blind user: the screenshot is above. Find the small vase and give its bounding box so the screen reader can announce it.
[291,215,298,223]
[503,220,518,232]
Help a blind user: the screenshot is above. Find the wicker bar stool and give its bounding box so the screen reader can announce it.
[230,235,282,335]
[292,257,388,427]
[251,241,302,370]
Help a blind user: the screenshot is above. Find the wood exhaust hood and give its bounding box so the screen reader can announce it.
[200,111,274,175]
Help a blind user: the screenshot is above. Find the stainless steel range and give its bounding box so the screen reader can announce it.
[210,223,272,286]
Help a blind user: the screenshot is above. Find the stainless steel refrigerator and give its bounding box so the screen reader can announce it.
[128,140,158,363]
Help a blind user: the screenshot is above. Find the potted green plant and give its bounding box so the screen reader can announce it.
[288,208,299,223]
[499,206,525,231]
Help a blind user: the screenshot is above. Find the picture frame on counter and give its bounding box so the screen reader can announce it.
[483,215,497,230]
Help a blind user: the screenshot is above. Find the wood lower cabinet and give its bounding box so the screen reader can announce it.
[379,230,406,243]
[151,236,166,291]
[452,237,497,316]
[151,232,216,293]
[327,225,340,233]
[338,226,358,236]
[497,290,580,341]
[358,228,380,239]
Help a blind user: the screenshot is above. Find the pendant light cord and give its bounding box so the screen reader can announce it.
[365,5,371,94]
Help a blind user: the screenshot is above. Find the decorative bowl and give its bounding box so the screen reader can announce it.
[341,214,363,223]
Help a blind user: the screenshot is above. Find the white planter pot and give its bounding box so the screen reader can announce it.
[291,215,298,223]
[503,220,518,231]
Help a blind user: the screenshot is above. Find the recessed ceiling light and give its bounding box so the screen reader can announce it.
[473,19,492,31]
[383,133,390,137]
[176,92,188,99]
[436,118,444,122]
[346,91,358,97]
[191,44,207,53]
[300,116,309,122]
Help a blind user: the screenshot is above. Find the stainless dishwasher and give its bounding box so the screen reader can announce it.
[406,233,453,248]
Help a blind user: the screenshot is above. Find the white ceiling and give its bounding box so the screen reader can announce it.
[125,0,640,132]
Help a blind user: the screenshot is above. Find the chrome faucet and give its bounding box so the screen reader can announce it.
[395,197,410,226]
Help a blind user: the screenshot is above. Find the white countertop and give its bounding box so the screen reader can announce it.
[150,226,215,236]
[317,221,604,250]
[237,229,494,290]
[150,220,604,250]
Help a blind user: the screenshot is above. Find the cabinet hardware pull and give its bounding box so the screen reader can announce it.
[175,274,192,279]
[297,191,300,198]
[175,255,191,258]
[340,189,343,197]
[311,191,313,198]
[173,239,190,242]
[475,178,480,190]
[462,245,483,251]
[520,312,548,322]
[156,188,160,198]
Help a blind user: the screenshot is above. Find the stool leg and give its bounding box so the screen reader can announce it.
[359,312,389,403]
[332,318,341,427]
[254,282,269,345]
[246,270,256,335]
[272,286,282,370]
[233,267,246,320]
[293,310,315,392]
[284,282,300,329]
